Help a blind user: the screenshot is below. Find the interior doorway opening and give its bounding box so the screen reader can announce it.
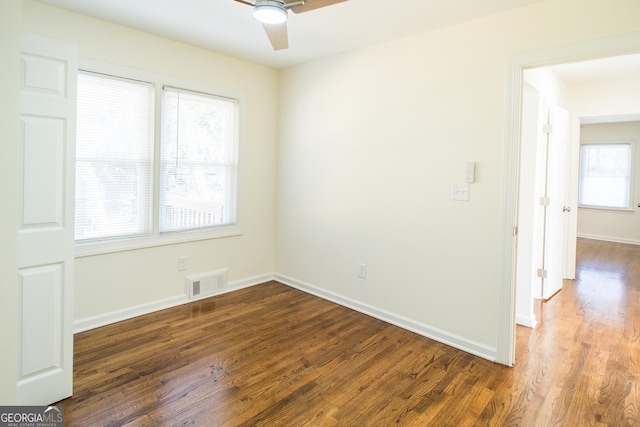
[514,52,640,333]
[497,32,640,366]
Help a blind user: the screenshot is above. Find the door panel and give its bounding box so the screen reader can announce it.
[20,117,66,226]
[17,33,77,405]
[19,264,64,377]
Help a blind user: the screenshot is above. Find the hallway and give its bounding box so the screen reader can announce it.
[514,237,640,425]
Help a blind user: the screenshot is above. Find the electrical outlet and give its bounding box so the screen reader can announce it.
[358,263,367,279]
[178,256,188,271]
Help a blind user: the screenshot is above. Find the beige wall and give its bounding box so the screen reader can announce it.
[4,0,640,399]
[276,0,640,356]
[578,122,640,243]
[21,1,279,325]
[0,0,21,405]
[567,76,640,119]
[525,67,569,108]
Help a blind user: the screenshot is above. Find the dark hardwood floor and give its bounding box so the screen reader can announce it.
[56,238,640,426]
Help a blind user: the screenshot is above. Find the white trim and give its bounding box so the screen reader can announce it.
[73,273,274,333]
[79,58,245,102]
[75,225,242,258]
[497,52,522,367]
[275,274,498,362]
[73,294,188,334]
[577,233,640,246]
[501,31,640,367]
[226,273,276,292]
[578,207,635,213]
[73,272,498,361]
[516,314,537,328]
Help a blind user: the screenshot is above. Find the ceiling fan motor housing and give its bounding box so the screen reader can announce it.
[234,0,347,50]
[254,0,288,24]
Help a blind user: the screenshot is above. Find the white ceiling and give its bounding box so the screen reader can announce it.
[550,53,640,85]
[33,0,640,84]
[35,0,548,69]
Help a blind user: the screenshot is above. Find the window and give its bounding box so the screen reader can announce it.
[160,88,237,232]
[75,72,154,241]
[578,142,632,209]
[75,68,239,251]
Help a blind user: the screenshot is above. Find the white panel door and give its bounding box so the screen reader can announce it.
[563,115,580,280]
[540,105,571,300]
[17,33,77,405]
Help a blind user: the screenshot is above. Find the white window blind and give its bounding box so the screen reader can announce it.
[579,143,632,209]
[75,71,154,241]
[160,87,238,232]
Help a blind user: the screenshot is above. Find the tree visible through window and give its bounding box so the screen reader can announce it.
[578,143,632,209]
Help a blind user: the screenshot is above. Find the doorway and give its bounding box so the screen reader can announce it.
[497,31,640,366]
[516,53,640,330]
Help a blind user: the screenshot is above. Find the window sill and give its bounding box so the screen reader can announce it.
[578,206,635,213]
[75,225,242,258]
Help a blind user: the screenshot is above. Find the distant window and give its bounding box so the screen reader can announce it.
[75,70,239,245]
[578,142,632,209]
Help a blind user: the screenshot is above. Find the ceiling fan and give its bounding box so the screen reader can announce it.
[234,0,348,51]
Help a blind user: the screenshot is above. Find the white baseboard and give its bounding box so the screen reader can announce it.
[274,274,498,362]
[516,314,537,328]
[73,295,187,334]
[578,233,640,246]
[228,273,276,292]
[74,272,498,363]
[73,273,275,333]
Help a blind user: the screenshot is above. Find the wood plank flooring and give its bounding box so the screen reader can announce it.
[56,238,640,426]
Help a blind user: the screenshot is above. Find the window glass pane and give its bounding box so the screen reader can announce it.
[578,143,631,209]
[160,88,237,232]
[75,72,154,241]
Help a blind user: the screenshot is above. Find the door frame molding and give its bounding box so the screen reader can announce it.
[497,31,640,366]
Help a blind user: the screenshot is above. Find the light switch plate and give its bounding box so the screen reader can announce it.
[452,183,470,201]
[465,162,476,183]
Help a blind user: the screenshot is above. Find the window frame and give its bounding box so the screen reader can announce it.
[577,140,635,212]
[159,86,239,234]
[75,70,156,242]
[75,60,242,258]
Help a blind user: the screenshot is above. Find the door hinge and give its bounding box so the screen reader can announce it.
[513,226,518,236]
[542,123,553,134]
[537,268,547,279]
[539,197,550,207]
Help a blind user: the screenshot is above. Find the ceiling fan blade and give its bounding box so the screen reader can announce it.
[289,0,348,13]
[262,22,288,50]
[234,0,255,6]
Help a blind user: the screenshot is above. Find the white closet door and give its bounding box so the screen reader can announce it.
[17,33,77,405]
[540,105,571,300]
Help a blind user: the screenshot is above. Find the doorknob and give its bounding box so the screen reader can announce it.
[562,206,571,212]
